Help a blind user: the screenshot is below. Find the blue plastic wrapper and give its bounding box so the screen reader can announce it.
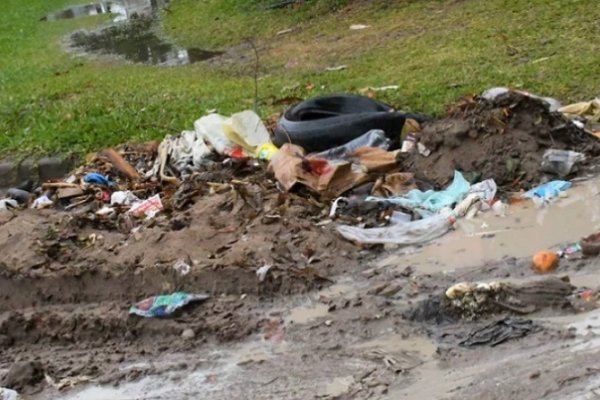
[84,172,115,187]
[129,292,210,318]
[522,180,572,200]
[366,170,470,214]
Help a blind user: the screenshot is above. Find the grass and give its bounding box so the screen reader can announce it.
[1,0,599,157]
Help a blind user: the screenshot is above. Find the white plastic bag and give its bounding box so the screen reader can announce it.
[0,199,18,210]
[0,387,19,400]
[194,114,242,156]
[223,110,271,153]
[337,209,455,245]
[111,191,139,206]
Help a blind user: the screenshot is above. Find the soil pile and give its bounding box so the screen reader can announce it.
[403,92,600,189]
[0,156,360,393]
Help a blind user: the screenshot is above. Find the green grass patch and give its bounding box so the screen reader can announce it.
[1,0,599,157]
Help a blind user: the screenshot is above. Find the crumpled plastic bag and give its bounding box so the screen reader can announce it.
[522,180,571,200]
[481,87,562,112]
[337,207,455,245]
[540,149,585,177]
[223,110,273,157]
[170,130,212,173]
[468,179,497,203]
[559,98,600,123]
[366,171,470,215]
[129,292,210,318]
[312,129,390,160]
[111,191,140,206]
[83,172,115,187]
[0,387,19,400]
[0,199,18,210]
[31,195,53,209]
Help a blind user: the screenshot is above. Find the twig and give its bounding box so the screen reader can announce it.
[245,38,260,112]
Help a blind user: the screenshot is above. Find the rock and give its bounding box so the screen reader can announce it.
[16,159,36,186]
[380,283,403,298]
[181,329,195,340]
[38,157,71,182]
[1,361,43,390]
[6,189,32,205]
[0,160,16,188]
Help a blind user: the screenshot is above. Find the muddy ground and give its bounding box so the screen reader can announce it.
[3,169,600,399]
[3,93,600,398]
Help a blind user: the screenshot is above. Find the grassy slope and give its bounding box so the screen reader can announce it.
[1,0,599,156]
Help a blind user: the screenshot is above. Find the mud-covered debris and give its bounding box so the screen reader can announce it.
[402,92,600,189]
[1,361,44,391]
[410,277,576,322]
[459,318,540,347]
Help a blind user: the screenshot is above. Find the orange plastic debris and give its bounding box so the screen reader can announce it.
[532,250,559,273]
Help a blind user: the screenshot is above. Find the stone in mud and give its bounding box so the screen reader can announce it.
[1,361,44,390]
[181,329,195,340]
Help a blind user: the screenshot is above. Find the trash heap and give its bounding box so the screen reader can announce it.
[402,89,600,189]
[1,89,598,248]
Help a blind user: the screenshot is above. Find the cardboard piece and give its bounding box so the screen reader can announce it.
[372,173,417,197]
[349,147,400,173]
[268,144,370,198]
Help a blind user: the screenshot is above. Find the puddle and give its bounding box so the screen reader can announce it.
[43,0,222,66]
[352,333,436,357]
[70,17,222,65]
[318,281,359,302]
[378,177,600,274]
[317,376,355,398]
[285,303,329,325]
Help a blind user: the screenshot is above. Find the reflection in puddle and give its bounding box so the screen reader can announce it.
[43,0,222,66]
[71,17,222,65]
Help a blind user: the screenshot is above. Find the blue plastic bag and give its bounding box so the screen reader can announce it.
[84,172,115,187]
[522,180,571,200]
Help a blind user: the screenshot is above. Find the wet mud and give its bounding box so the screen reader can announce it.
[4,98,600,398]
[4,175,600,399]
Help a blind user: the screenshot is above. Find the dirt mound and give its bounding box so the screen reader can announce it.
[0,157,364,394]
[403,92,600,189]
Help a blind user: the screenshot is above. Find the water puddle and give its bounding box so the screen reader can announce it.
[317,281,359,302]
[352,333,436,357]
[378,177,600,274]
[285,303,329,325]
[43,0,222,66]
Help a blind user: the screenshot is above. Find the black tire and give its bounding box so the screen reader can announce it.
[274,94,407,153]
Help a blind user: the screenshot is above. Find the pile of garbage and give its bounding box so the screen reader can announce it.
[0,89,598,249]
[403,89,600,188]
